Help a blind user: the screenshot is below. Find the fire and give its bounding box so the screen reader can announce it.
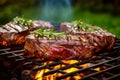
[35,60,79,80]
[94,67,100,71]
[35,62,50,80]
[35,60,101,80]
[62,60,79,64]
[64,67,78,73]
[35,70,44,80]
[80,63,91,68]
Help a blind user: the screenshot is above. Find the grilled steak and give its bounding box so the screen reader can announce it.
[24,34,94,60]
[24,21,115,60]
[60,21,115,52]
[0,17,53,46]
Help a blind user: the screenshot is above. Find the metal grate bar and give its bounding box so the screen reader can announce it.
[90,77,98,80]
[82,64,120,79]
[105,72,114,76]
[106,74,120,80]
[32,61,63,71]
[0,48,10,51]
[56,56,120,80]
[0,49,24,56]
[43,60,89,76]
[0,48,25,62]
[7,53,25,58]
[23,59,46,66]
[104,63,113,67]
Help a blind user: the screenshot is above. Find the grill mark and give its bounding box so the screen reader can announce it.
[73,46,82,54]
[107,36,115,50]
[7,24,19,32]
[84,33,94,46]
[92,35,102,51]
[98,36,106,49]
[2,25,10,31]
[83,33,100,52]
[78,35,84,45]
[0,27,8,32]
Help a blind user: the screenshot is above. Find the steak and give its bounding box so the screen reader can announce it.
[0,17,53,46]
[24,21,115,60]
[24,35,95,60]
[60,21,115,52]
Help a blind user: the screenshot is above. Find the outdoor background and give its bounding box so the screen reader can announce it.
[0,0,120,37]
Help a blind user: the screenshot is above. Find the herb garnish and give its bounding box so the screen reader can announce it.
[13,17,33,28]
[72,20,100,31]
[33,28,66,39]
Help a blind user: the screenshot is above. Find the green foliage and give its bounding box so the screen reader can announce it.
[0,0,36,25]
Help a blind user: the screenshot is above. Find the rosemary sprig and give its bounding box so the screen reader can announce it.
[13,17,33,28]
[33,28,66,39]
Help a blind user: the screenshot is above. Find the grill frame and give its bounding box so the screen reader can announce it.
[0,39,120,80]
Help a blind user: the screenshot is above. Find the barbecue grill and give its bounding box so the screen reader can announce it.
[0,38,120,80]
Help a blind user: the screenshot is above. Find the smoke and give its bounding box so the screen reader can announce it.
[38,0,72,22]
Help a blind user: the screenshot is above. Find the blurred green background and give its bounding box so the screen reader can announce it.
[0,0,120,37]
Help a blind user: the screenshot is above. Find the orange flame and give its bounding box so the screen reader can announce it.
[62,60,79,64]
[80,63,91,68]
[35,70,44,80]
[35,60,101,80]
[35,60,80,80]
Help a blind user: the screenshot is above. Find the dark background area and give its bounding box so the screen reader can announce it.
[0,0,120,37]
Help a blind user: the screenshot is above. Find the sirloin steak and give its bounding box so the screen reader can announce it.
[24,21,115,60]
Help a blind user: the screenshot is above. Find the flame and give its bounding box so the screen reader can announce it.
[35,62,50,80]
[80,63,101,71]
[64,67,78,73]
[80,63,91,68]
[62,60,79,64]
[74,76,82,80]
[35,60,80,80]
[35,70,44,80]
[35,60,102,80]
[94,67,100,71]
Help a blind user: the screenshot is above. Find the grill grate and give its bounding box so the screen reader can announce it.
[0,39,120,80]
